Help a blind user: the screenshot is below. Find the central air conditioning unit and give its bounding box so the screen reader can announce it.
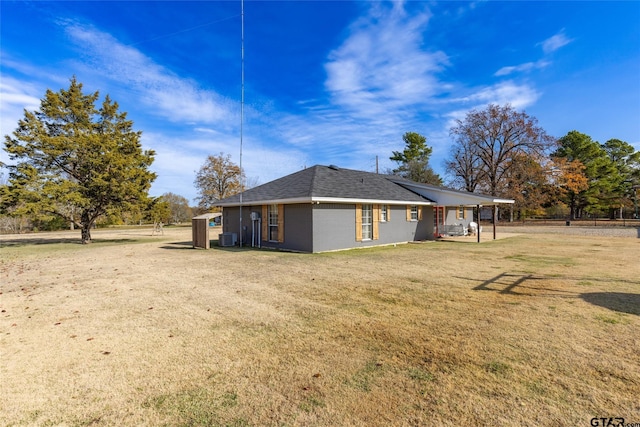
[218,232,237,247]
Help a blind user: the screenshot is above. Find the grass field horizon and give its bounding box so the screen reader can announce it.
[1,227,638,426]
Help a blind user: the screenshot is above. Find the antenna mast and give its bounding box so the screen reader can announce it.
[239,0,245,247]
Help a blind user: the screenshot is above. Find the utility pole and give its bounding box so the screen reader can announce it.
[239,0,245,247]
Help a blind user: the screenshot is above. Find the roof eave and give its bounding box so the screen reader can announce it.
[215,196,433,207]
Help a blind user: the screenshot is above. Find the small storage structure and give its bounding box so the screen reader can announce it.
[191,213,222,249]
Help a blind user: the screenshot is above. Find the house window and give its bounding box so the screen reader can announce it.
[362,204,373,240]
[410,205,419,221]
[268,204,279,241]
[380,205,388,222]
[457,206,467,220]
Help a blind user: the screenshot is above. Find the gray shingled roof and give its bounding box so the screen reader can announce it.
[215,165,433,206]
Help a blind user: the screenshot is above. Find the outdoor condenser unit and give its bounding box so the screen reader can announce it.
[218,232,237,247]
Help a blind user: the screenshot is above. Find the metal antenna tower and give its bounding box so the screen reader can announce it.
[239,0,245,247]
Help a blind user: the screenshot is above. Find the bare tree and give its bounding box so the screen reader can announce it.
[447,104,554,197]
[194,153,243,210]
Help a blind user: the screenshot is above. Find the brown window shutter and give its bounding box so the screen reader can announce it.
[373,205,380,240]
[277,204,284,243]
[355,204,362,241]
[463,207,467,219]
[261,205,268,241]
[406,205,411,221]
[418,206,423,221]
[387,205,391,221]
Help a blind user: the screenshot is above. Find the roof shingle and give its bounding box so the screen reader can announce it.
[215,165,432,205]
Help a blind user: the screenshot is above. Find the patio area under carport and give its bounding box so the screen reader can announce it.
[387,177,515,243]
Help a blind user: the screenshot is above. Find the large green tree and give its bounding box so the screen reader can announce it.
[602,138,640,218]
[390,132,442,185]
[2,77,156,243]
[552,131,619,219]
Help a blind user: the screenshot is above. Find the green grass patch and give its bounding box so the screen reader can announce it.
[407,367,435,383]
[144,387,230,426]
[347,360,384,392]
[577,280,594,286]
[299,395,326,412]
[525,380,548,396]
[504,254,576,267]
[595,313,629,325]
[484,361,512,376]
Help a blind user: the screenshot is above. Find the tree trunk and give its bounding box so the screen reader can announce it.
[80,211,92,244]
[81,225,91,244]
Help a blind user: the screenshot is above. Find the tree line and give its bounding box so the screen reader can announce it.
[1,79,638,242]
[391,104,639,221]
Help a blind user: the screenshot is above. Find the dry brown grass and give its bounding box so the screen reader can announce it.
[1,227,639,426]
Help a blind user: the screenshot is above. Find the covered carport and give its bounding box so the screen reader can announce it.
[388,178,514,242]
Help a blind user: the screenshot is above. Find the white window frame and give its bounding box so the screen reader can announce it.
[362,204,373,240]
[268,204,279,242]
[410,205,419,221]
[457,206,465,220]
[380,205,388,222]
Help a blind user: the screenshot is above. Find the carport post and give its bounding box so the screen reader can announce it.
[493,205,497,240]
[477,204,481,243]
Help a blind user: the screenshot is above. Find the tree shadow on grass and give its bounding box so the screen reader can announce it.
[580,292,640,315]
[0,237,139,247]
[159,240,291,253]
[1,238,80,247]
[159,241,194,250]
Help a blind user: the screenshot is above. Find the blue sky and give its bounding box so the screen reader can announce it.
[2,1,639,204]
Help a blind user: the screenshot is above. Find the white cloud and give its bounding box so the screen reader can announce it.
[540,30,573,54]
[495,60,550,76]
[324,2,450,119]
[61,20,236,126]
[471,81,538,106]
[0,77,42,141]
[442,81,541,136]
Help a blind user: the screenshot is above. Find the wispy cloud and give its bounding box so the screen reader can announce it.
[540,30,573,54]
[493,30,573,78]
[0,76,42,140]
[444,81,540,132]
[495,60,550,77]
[61,20,236,126]
[324,2,450,119]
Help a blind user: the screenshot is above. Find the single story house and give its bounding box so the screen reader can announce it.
[214,165,513,253]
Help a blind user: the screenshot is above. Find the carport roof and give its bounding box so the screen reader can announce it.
[387,177,515,206]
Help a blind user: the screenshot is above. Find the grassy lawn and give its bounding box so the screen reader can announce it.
[1,228,638,426]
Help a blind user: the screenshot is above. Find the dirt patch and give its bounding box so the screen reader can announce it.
[1,227,639,426]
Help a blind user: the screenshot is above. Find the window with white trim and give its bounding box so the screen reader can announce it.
[268,204,279,241]
[362,204,373,240]
[410,205,419,221]
[457,206,465,220]
[380,205,388,222]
